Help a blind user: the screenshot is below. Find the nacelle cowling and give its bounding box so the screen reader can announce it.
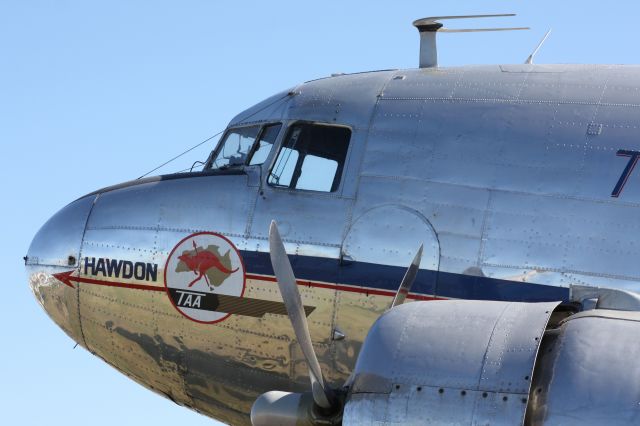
[344,299,640,425]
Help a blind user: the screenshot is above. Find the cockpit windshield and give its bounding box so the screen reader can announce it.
[209,125,261,169]
[207,123,281,170]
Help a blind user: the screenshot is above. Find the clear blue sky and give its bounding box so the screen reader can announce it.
[1,1,637,425]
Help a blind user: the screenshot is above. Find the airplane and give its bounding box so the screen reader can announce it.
[25,14,640,425]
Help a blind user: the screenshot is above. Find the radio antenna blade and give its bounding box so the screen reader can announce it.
[413,14,515,27]
[441,27,529,33]
[525,28,552,64]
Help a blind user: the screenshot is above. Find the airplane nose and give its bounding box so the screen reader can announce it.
[26,194,97,344]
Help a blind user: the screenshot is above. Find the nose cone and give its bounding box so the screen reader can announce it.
[26,195,97,344]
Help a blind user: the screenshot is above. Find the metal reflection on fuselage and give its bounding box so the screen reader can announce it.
[27,64,640,425]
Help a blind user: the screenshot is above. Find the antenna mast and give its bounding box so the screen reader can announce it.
[525,29,552,64]
[412,14,529,68]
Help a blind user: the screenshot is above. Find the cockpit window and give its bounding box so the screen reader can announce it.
[249,124,281,166]
[210,125,261,169]
[208,123,282,170]
[268,123,351,192]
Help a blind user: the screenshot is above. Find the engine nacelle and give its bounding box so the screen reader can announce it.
[343,299,640,425]
[527,308,640,425]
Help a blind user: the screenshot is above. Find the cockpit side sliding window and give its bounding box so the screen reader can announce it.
[268,123,351,192]
[207,123,282,170]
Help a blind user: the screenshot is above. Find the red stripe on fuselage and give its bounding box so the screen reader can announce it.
[59,271,441,300]
[74,274,165,292]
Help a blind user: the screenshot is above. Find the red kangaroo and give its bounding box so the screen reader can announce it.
[178,249,239,288]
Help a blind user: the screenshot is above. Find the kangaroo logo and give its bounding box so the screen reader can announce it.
[176,240,240,290]
[164,232,245,324]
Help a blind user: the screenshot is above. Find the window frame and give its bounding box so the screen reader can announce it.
[266,121,353,194]
[205,122,283,171]
[247,123,283,166]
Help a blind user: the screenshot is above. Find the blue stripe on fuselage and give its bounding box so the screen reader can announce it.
[240,251,569,302]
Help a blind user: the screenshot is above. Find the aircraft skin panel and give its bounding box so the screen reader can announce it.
[27,195,96,344]
[355,65,640,290]
[85,174,255,238]
[74,273,344,425]
[531,312,640,423]
[344,300,561,425]
[247,189,351,246]
[484,192,640,283]
[28,267,84,346]
[354,176,489,240]
[25,64,640,424]
[228,88,292,128]
[284,71,393,130]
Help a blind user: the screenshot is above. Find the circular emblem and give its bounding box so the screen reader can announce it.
[164,232,245,324]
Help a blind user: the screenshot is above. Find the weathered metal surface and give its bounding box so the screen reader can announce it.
[526,310,640,425]
[26,64,640,424]
[344,300,559,425]
[27,195,96,268]
[27,195,97,345]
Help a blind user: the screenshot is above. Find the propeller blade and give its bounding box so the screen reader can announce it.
[268,221,334,409]
[390,244,424,309]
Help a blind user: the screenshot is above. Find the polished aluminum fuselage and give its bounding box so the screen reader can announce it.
[27,64,640,425]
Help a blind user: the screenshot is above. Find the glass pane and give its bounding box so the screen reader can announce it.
[268,147,299,187]
[211,125,260,169]
[249,123,281,166]
[267,123,350,192]
[296,155,338,191]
